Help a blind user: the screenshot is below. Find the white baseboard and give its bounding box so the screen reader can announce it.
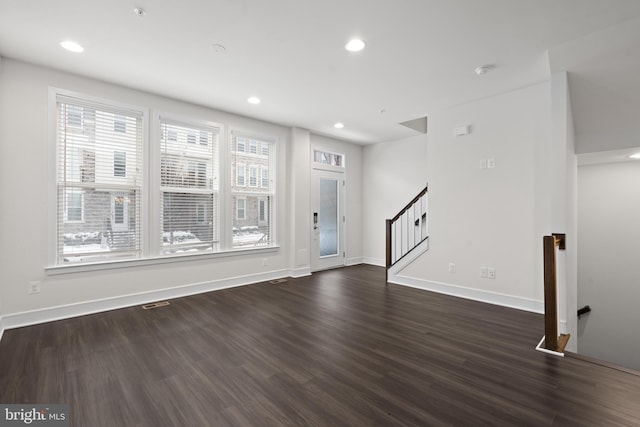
[362,257,385,267]
[346,257,363,266]
[1,269,292,332]
[290,267,312,278]
[389,274,544,314]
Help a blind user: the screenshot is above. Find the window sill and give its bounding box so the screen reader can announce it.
[45,245,280,276]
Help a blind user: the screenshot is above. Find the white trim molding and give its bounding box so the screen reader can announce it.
[289,267,312,278]
[535,336,565,357]
[1,269,293,332]
[388,274,544,314]
[362,257,385,267]
[345,257,363,266]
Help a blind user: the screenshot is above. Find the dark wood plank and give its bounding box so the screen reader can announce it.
[2,264,640,426]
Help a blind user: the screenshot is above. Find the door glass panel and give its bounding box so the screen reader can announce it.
[319,178,338,257]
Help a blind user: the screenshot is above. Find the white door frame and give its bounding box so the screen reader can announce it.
[311,167,345,271]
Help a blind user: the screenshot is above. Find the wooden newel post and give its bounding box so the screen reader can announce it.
[543,235,559,351]
[543,233,568,352]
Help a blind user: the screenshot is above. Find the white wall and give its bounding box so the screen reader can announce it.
[390,82,553,312]
[289,128,312,276]
[578,161,640,370]
[362,134,428,265]
[310,134,363,266]
[1,59,352,327]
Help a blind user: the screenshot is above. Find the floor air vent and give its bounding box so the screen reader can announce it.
[270,278,288,284]
[142,301,171,310]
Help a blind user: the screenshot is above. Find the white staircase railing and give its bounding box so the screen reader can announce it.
[386,185,429,281]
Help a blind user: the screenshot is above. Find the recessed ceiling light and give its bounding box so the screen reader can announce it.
[211,44,226,53]
[474,64,495,76]
[629,153,640,159]
[248,96,261,105]
[60,40,84,53]
[345,39,366,52]
[334,122,345,129]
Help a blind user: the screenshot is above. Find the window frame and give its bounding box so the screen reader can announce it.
[158,114,220,257]
[47,89,279,274]
[313,148,345,168]
[229,129,277,250]
[48,88,149,269]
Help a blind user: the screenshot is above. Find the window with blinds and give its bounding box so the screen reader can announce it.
[230,132,275,248]
[56,95,144,264]
[53,90,277,267]
[160,118,219,255]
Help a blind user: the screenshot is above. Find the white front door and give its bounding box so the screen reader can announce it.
[311,168,345,271]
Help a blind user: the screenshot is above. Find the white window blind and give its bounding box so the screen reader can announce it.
[160,118,219,255]
[56,95,143,264]
[230,131,275,248]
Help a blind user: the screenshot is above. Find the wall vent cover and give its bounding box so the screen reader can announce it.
[142,301,171,310]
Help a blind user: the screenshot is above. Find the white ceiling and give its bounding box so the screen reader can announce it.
[1,0,640,145]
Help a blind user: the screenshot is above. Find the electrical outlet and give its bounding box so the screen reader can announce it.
[487,158,496,169]
[28,281,41,294]
[487,268,496,279]
[480,267,488,278]
[448,262,456,273]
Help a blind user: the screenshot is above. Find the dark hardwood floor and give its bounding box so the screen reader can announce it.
[2,264,640,426]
